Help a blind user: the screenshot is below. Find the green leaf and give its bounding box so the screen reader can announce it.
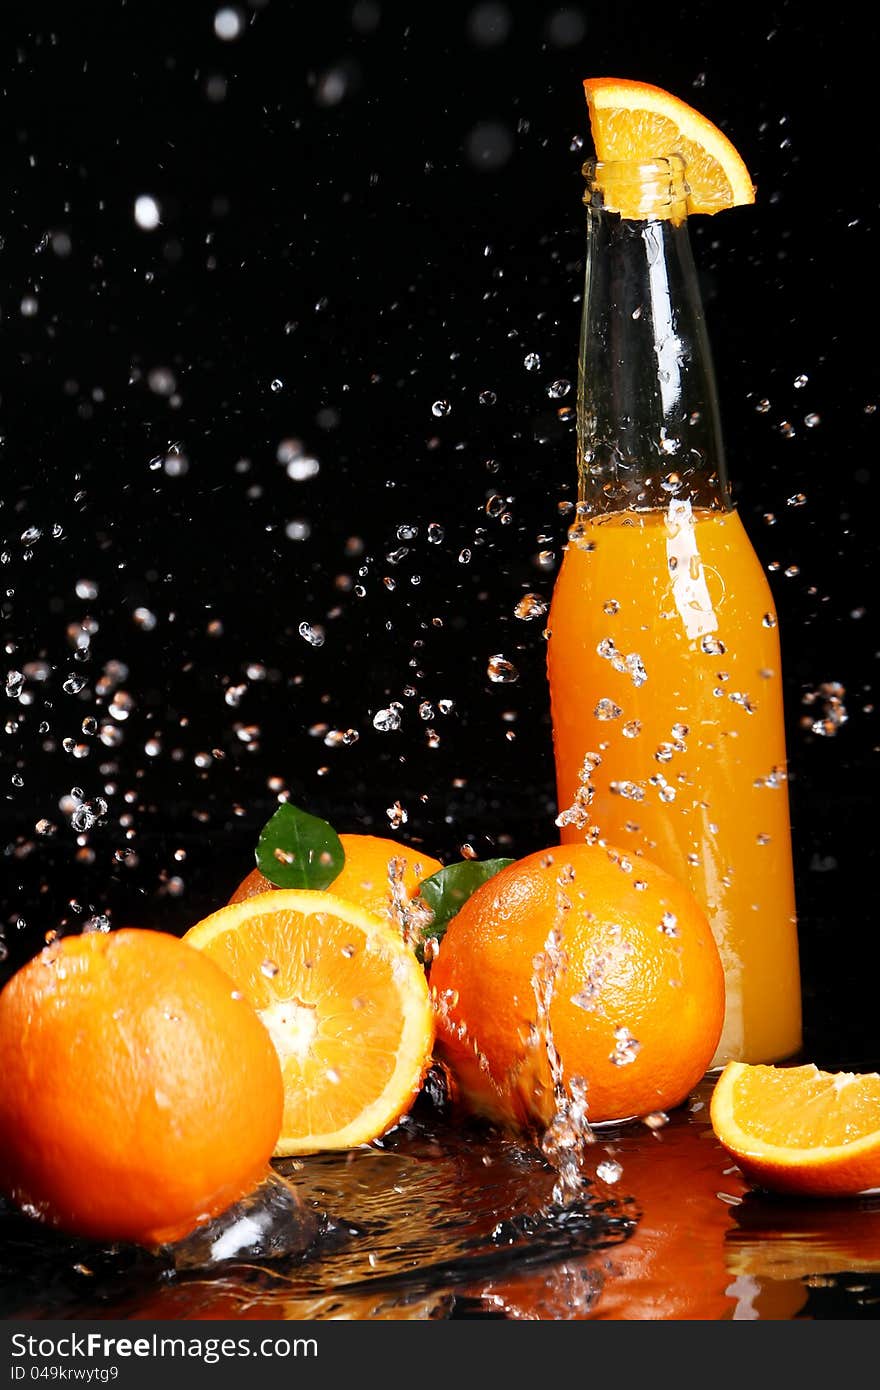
[418,858,514,946]
[255,803,345,890]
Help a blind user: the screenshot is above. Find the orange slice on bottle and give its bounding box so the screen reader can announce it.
[710,1062,880,1197]
[583,77,756,215]
[184,891,434,1156]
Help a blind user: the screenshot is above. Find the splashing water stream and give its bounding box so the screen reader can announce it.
[531,868,596,1205]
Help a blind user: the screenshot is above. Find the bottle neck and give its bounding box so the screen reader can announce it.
[576,157,731,517]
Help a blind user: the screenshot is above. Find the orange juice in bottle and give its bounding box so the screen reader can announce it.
[546,148,801,1065]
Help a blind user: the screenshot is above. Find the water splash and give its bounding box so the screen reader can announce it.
[386,855,435,954]
[531,872,595,1206]
[555,751,602,834]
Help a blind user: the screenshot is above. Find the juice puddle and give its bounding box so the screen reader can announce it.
[547,505,802,1065]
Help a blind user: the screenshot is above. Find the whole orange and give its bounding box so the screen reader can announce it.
[0,928,284,1247]
[429,843,724,1127]
[230,833,442,922]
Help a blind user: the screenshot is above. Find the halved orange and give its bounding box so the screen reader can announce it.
[710,1062,880,1197]
[584,77,756,215]
[183,891,434,1156]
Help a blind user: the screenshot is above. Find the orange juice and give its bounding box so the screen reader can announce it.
[547,501,801,1065]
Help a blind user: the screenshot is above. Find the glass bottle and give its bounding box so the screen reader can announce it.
[546,155,801,1066]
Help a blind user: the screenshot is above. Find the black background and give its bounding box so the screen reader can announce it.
[1,1,877,1062]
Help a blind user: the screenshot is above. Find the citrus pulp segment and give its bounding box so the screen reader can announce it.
[710,1062,880,1196]
[583,77,756,215]
[184,890,435,1155]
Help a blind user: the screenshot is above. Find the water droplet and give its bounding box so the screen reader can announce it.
[431,400,451,417]
[523,352,541,371]
[163,451,189,477]
[287,455,320,481]
[514,593,547,620]
[427,522,445,544]
[478,389,497,406]
[133,607,158,631]
[546,379,571,399]
[466,2,512,46]
[62,673,87,695]
[69,797,109,832]
[659,912,679,937]
[594,698,622,721]
[214,6,244,40]
[464,120,514,171]
[546,7,586,44]
[487,654,519,683]
[596,1159,623,1184]
[134,195,161,230]
[700,635,726,656]
[610,780,645,802]
[610,1027,641,1066]
[625,652,647,688]
[642,1111,669,1131]
[373,707,402,732]
[298,621,325,648]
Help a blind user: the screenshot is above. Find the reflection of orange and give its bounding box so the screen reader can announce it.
[231,834,442,925]
[726,1191,880,1281]
[473,1102,806,1320]
[0,930,283,1247]
[430,844,724,1125]
[586,1123,804,1320]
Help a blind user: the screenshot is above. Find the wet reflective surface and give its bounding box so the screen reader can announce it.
[3,1076,879,1320]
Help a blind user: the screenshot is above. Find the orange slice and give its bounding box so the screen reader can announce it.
[584,77,755,215]
[710,1062,880,1197]
[183,891,434,1156]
